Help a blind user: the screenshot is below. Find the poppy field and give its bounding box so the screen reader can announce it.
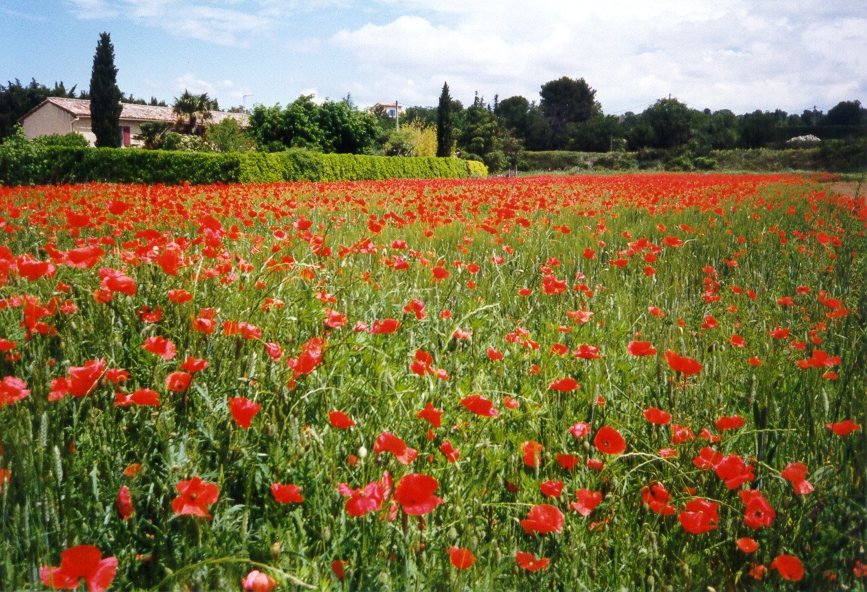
[0,173,865,590]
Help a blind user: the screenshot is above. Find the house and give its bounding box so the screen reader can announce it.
[371,102,404,119]
[19,97,248,147]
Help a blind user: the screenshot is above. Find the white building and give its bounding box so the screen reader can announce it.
[19,97,248,147]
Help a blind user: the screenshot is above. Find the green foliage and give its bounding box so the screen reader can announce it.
[89,32,122,148]
[135,122,172,149]
[0,78,78,140]
[384,121,437,157]
[205,118,253,153]
[436,83,454,157]
[32,133,90,149]
[0,145,486,185]
[172,90,217,135]
[247,96,378,154]
[817,137,867,172]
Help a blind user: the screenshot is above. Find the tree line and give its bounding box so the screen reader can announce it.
[2,32,864,171]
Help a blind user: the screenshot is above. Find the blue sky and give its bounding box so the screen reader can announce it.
[2,0,865,114]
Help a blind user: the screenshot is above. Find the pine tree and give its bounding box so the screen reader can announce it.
[436,82,453,157]
[89,32,122,147]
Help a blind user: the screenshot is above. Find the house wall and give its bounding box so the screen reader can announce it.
[71,118,97,146]
[22,103,152,147]
[21,103,78,140]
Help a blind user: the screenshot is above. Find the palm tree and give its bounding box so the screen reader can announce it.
[173,90,215,135]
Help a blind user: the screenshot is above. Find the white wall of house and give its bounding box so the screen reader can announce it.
[22,103,78,139]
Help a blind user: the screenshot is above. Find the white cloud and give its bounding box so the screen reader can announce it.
[62,0,866,112]
[330,0,867,112]
[172,73,251,106]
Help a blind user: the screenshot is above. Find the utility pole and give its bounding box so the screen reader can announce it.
[395,100,400,131]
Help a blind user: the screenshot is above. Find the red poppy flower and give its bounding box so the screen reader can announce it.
[795,349,841,369]
[328,410,356,429]
[122,463,142,478]
[486,347,504,361]
[394,473,443,515]
[115,485,134,520]
[692,446,722,470]
[448,546,476,570]
[739,489,776,530]
[49,359,107,400]
[714,454,755,489]
[263,342,283,360]
[241,569,277,592]
[749,564,768,580]
[338,472,392,517]
[555,453,581,470]
[641,482,676,516]
[627,340,657,356]
[736,537,759,553]
[594,426,627,455]
[417,402,443,428]
[141,336,176,361]
[171,476,219,519]
[330,559,347,582]
[370,318,401,334]
[770,554,804,582]
[460,394,499,417]
[569,422,591,438]
[780,461,814,495]
[570,488,603,517]
[401,298,428,321]
[98,268,136,296]
[439,440,460,462]
[678,498,719,534]
[373,432,418,464]
[410,349,433,376]
[0,376,29,407]
[827,419,860,436]
[167,289,193,304]
[104,368,129,384]
[520,504,564,535]
[664,350,703,375]
[549,377,580,392]
[432,266,450,280]
[573,344,601,360]
[164,371,192,393]
[521,440,543,468]
[113,388,161,407]
[648,306,666,318]
[714,415,746,431]
[271,483,304,504]
[286,336,326,379]
[40,545,118,592]
[643,407,671,425]
[515,551,549,571]
[724,331,746,347]
[539,480,564,498]
[229,397,261,429]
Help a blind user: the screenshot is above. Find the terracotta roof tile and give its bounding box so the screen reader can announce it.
[40,97,248,126]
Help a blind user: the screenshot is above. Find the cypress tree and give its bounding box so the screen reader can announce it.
[89,32,122,147]
[436,82,453,157]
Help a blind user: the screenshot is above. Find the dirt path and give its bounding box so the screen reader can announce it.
[825,181,866,198]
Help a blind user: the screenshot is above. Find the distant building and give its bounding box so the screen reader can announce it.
[371,102,404,118]
[19,97,248,147]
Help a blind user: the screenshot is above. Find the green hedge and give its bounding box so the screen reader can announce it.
[0,146,487,186]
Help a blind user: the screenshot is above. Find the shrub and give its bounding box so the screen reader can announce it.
[0,145,486,185]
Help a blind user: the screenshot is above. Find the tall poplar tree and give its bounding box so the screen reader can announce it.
[436,82,453,157]
[89,32,122,147]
